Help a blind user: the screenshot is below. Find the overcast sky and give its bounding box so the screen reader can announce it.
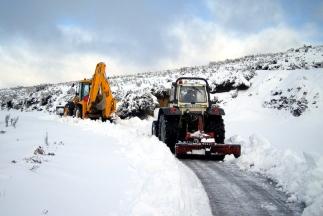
[0,0,322,88]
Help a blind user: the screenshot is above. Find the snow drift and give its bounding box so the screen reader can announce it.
[0,111,211,216]
[223,69,323,215]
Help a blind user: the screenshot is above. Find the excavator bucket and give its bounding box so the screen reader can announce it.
[175,142,241,158]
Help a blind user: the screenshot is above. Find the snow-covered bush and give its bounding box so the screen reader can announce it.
[117,92,158,119]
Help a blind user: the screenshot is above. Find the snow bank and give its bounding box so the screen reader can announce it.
[226,135,323,215]
[222,69,323,215]
[0,110,211,216]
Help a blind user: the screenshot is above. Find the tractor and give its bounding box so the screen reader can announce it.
[152,77,240,159]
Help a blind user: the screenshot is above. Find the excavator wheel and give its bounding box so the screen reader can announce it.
[159,115,178,153]
[74,105,83,119]
[65,102,75,116]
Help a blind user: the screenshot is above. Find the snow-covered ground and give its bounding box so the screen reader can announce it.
[0,111,211,216]
[222,69,323,215]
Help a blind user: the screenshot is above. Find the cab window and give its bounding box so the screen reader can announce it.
[79,83,91,99]
[179,86,207,103]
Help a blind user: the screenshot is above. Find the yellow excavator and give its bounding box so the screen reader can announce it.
[56,62,116,121]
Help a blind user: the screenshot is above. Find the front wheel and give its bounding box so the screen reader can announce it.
[74,106,83,118]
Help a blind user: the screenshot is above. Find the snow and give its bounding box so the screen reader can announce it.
[0,111,211,216]
[1,44,323,215]
[222,69,323,215]
[2,45,322,118]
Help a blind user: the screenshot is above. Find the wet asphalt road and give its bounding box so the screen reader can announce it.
[182,159,304,216]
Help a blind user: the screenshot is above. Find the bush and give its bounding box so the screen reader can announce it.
[117,92,158,119]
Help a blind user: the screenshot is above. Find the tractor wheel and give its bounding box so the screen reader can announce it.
[74,106,83,119]
[159,115,178,153]
[215,155,225,161]
[206,115,225,144]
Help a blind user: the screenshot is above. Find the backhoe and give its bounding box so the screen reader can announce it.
[57,62,116,121]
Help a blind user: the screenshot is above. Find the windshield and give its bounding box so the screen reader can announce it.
[179,86,207,103]
[79,83,91,99]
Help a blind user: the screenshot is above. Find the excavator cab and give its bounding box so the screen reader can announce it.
[78,80,91,101]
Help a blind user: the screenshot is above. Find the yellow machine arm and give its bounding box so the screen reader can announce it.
[87,62,116,119]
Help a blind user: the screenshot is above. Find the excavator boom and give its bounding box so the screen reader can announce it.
[57,62,116,120]
[86,62,116,119]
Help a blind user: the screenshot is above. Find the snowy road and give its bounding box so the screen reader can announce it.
[182,159,304,216]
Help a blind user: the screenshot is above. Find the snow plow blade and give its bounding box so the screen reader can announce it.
[175,143,241,158]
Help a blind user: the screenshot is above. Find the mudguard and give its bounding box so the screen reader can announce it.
[206,107,225,115]
[158,107,182,116]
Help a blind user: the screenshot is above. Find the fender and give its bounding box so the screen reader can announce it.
[206,107,225,115]
[158,107,182,117]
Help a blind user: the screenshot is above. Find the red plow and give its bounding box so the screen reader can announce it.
[175,131,241,159]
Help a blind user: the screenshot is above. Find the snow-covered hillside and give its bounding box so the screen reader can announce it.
[1,44,323,215]
[0,45,322,118]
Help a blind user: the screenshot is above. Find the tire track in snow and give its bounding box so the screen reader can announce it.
[182,159,303,216]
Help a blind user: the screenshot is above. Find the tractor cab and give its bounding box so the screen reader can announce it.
[169,77,210,113]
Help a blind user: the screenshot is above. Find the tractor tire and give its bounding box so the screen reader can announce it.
[215,155,225,161]
[206,115,225,144]
[158,115,178,153]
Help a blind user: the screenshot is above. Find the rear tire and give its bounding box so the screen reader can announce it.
[215,155,225,161]
[205,115,225,144]
[159,115,178,153]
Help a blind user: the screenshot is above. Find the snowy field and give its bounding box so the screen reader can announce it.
[0,111,211,216]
